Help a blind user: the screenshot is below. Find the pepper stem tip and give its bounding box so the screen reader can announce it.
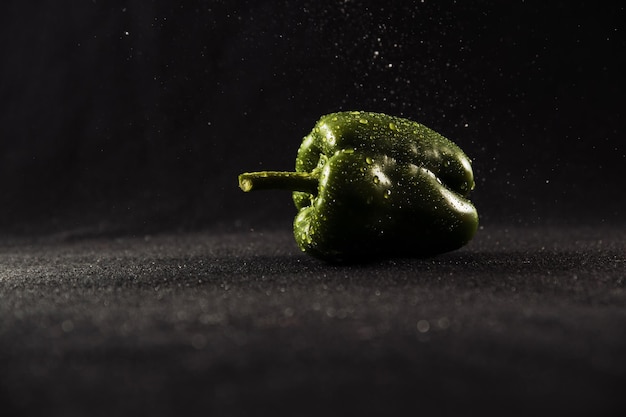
[238,176,254,192]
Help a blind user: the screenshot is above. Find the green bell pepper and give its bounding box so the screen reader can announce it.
[239,111,478,261]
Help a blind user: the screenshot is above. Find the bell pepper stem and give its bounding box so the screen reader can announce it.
[238,171,319,195]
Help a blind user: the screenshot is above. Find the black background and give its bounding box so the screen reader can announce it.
[1,0,624,234]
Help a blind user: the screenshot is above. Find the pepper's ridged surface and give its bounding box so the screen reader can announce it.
[240,111,478,262]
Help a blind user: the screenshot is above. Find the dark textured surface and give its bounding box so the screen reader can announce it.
[2,223,625,416]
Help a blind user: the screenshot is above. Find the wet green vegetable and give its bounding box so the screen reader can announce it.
[239,111,478,261]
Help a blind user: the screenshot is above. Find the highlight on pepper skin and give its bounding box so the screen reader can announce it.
[238,111,479,262]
